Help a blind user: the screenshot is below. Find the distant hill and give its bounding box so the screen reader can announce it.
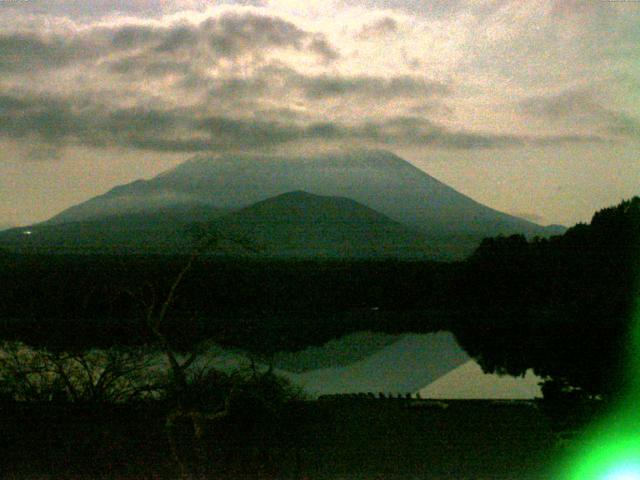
[209,190,438,258]
[0,204,226,254]
[0,192,437,258]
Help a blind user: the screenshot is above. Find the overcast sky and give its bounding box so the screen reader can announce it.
[1,0,638,228]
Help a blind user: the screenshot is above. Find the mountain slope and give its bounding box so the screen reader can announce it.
[48,150,561,238]
[210,190,437,258]
[0,204,226,254]
[0,192,434,258]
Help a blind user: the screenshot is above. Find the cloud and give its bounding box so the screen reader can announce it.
[195,115,302,148]
[608,111,640,138]
[0,0,636,162]
[520,90,640,139]
[356,17,398,39]
[108,56,192,76]
[109,24,159,49]
[300,73,448,100]
[98,13,340,84]
[192,65,449,104]
[169,63,452,120]
[0,93,180,149]
[307,35,340,62]
[0,91,302,152]
[519,90,597,119]
[0,0,268,21]
[0,32,99,72]
[0,90,602,154]
[338,0,469,18]
[0,94,83,142]
[508,211,543,224]
[0,12,338,76]
[203,13,309,57]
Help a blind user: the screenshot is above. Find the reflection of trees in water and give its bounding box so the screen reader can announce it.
[453,197,640,400]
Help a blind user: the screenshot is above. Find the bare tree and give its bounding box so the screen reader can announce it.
[0,342,162,403]
[127,232,262,479]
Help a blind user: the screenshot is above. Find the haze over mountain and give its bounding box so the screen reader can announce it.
[30,150,563,257]
[50,150,558,235]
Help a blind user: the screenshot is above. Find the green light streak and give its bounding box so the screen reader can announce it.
[559,299,640,479]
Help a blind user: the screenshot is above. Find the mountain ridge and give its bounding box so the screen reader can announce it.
[0,190,438,258]
[47,150,554,231]
[25,149,564,258]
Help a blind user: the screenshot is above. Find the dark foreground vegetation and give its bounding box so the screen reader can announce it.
[2,398,564,479]
[0,197,638,478]
[455,197,640,398]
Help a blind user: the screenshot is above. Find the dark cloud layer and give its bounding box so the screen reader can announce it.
[190,64,450,105]
[339,0,469,18]
[100,13,341,82]
[520,90,598,119]
[202,13,308,57]
[300,73,448,100]
[0,91,603,154]
[0,12,338,75]
[0,3,634,161]
[0,32,98,72]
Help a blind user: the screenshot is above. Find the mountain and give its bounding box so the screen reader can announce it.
[209,190,437,258]
[11,149,563,257]
[0,192,435,257]
[48,150,561,233]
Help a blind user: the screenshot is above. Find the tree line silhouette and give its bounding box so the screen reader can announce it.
[452,197,640,399]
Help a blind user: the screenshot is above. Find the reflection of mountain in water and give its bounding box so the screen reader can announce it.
[285,332,470,395]
[418,361,542,400]
[200,331,543,398]
[201,332,469,396]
